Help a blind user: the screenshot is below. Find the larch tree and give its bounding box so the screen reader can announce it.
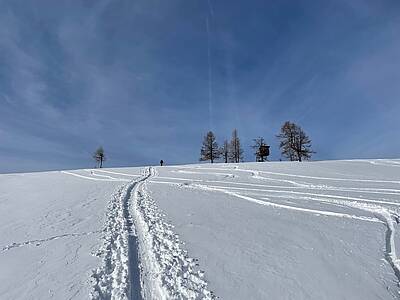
[93,146,106,168]
[292,126,314,162]
[276,121,314,162]
[200,131,220,163]
[229,129,243,163]
[220,140,229,163]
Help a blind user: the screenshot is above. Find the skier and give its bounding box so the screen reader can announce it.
[160,160,164,166]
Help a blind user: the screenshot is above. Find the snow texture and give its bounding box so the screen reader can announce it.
[1,159,400,299]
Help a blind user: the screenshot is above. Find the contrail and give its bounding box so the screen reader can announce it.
[206,16,213,130]
[207,0,214,17]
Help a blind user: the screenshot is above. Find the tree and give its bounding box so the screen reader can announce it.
[292,127,314,162]
[252,137,270,162]
[200,131,220,163]
[276,121,314,162]
[220,140,229,163]
[229,129,243,163]
[277,122,296,161]
[93,146,106,168]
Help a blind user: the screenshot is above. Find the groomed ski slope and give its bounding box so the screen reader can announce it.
[1,159,400,299]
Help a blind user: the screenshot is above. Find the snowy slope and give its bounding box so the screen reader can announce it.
[1,159,400,299]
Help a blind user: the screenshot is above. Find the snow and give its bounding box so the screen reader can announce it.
[1,159,400,299]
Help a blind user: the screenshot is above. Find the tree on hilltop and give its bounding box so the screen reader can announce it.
[277,121,314,162]
[200,131,220,163]
[220,140,229,163]
[229,129,243,163]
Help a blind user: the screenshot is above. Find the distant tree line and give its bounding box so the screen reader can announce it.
[200,121,314,163]
[91,121,314,167]
[200,129,244,163]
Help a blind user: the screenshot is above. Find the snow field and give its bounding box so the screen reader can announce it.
[1,159,400,299]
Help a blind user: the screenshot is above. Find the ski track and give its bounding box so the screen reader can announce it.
[193,166,400,184]
[94,169,141,178]
[87,170,125,180]
[91,169,400,196]
[150,179,400,208]
[64,165,400,291]
[1,231,100,252]
[133,168,214,299]
[61,171,129,182]
[90,172,147,300]
[182,175,400,287]
[190,183,381,223]
[90,167,214,300]
[147,165,400,288]
[173,169,236,178]
[370,160,400,168]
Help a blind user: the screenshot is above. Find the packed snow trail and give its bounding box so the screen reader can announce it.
[132,168,214,299]
[90,167,214,300]
[90,171,150,300]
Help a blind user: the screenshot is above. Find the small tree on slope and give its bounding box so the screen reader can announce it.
[220,140,229,163]
[93,146,106,168]
[229,129,243,163]
[200,131,220,163]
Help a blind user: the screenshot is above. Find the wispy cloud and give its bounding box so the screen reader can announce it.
[0,0,399,172]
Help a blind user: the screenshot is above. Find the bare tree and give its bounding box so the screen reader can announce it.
[277,121,296,161]
[200,131,220,163]
[292,127,314,162]
[252,137,270,162]
[220,140,229,163]
[93,146,106,168]
[277,121,314,161]
[229,129,243,163]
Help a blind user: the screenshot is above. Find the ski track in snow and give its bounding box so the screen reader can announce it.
[93,169,400,196]
[173,169,236,178]
[193,166,400,184]
[133,168,214,299]
[1,231,100,252]
[176,166,400,287]
[94,169,141,178]
[184,181,400,286]
[89,167,214,300]
[61,171,129,182]
[64,164,400,292]
[182,183,381,223]
[90,172,146,300]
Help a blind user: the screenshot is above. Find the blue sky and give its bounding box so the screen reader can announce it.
[0,0,399,173]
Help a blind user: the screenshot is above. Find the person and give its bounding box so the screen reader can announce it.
[160,159,164,166]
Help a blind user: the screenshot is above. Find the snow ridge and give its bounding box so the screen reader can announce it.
[90,172,150,300]
[133,167,215,299]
